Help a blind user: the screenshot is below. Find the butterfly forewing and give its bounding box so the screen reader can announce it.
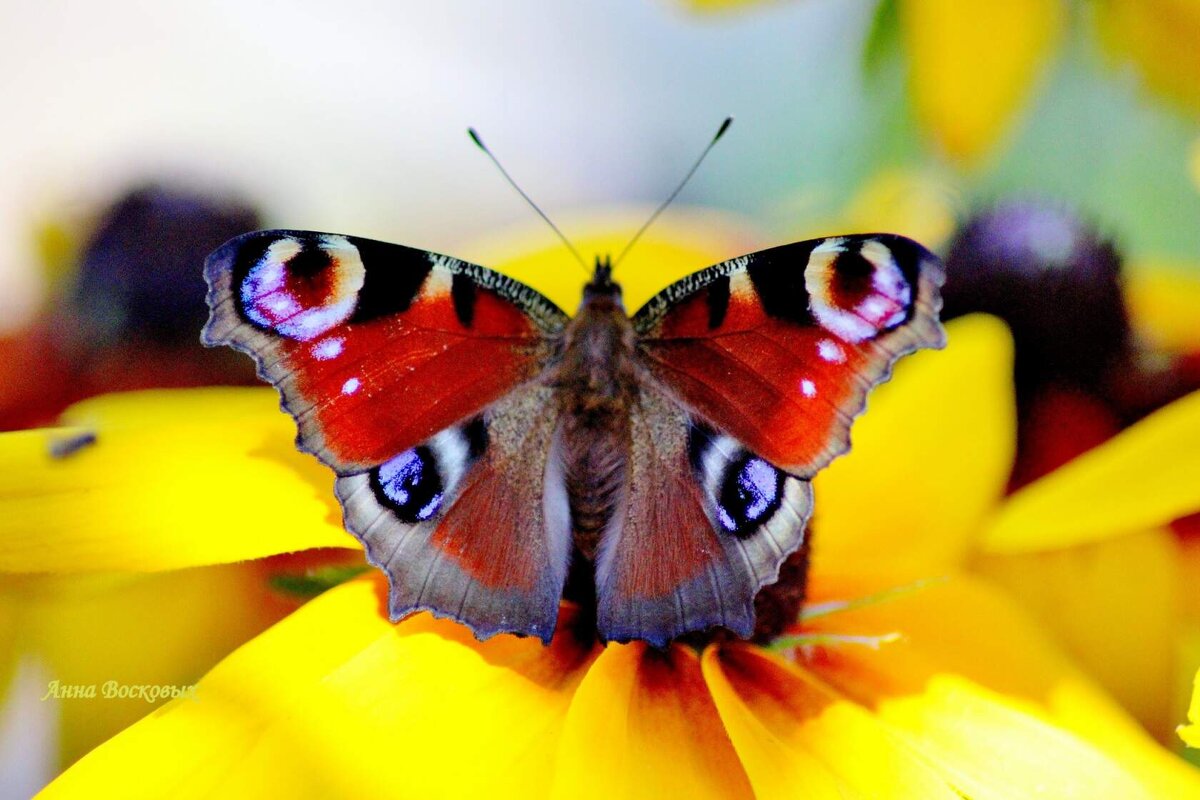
[203,230,567,473]
[631,234,944,476]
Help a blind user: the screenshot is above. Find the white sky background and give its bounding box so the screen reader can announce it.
[0,0,875,330]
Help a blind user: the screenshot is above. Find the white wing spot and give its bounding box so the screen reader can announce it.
[312,337,345,361]
[817,338,846,364]
[800,379,817,398]
[341,377,361,395]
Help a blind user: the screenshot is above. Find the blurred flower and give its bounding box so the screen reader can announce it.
[3,216,1199,796]
[787,168,961,253]
[941,201,1130,488]
[682,0,762,11]
[0,184,261,431]
[897,0,1064,163]
[1190,138,1200,192]
[702,0,1200,163]
[896,0,1200,162]
[1093,0,1200,116]
[936,199,1200,741]
[0,565,297,774]
[792,177,1200,742]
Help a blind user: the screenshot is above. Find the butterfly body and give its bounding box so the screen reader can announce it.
[204,229,945,647]
[553,260,639,563]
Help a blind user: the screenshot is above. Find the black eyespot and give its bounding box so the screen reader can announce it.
[716,455,784,537]
[829,248,875,305]
[371,446,444,524]
[285,242,335,278]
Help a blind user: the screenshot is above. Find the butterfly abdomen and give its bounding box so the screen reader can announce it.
[554,287,638,562]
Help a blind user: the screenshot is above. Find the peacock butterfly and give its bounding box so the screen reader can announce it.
[202,128,945,647]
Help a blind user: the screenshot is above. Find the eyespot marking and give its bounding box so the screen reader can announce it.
[239,235,365,340]
[716,455,784,537]
[688,424,788,539]
[805,239,912,342]
[372,447,444,523]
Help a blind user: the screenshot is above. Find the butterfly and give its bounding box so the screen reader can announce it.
[202,224,945,647]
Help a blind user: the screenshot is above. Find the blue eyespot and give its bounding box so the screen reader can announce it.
[716,456,783,536]
[372,446,444,523]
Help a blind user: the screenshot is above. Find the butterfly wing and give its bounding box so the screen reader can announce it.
[596,234,944,644]
[630,234,944,475]
[204,230,572,640]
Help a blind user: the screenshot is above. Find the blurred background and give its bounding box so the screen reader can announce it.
[1,0,1198,795]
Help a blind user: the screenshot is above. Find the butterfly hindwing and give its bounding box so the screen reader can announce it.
[595,382,812,647]
[203,230,568,473]
[335,383,571,642]
[631,234,944,476]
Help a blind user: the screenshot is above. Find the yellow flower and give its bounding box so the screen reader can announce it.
[964,254,1200,742]
[1190,138,1200,194]
[3,214,1199,796]
[806,171,1200,743]
[902,0,1200,162]
[692,0,1200,163]
[1093,0,1200,116]
[899,0,1064,163]
[0,566,294,778]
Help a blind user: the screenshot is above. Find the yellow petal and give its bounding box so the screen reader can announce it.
[551,642,752,800]
[41,579,597,798]
[1124,260,1200,352]
[703,644,960,798]
[1095,0,1200,113]
[803,575,1200,798]
[902,0,1064,161]
[814,314,1016,579]
[0,388,356,573]
[12,563,291,769]
[982,389,1200,553]
[461,208,759,316]
[1191,138,1200,194]
[976,529,1182,739]
[1180,669,1200,748]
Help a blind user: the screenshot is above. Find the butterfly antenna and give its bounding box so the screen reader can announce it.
[612,116,733,269]
[468,128,589,274]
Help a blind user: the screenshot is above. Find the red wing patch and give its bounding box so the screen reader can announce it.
[427,386,566,594]
[632,234,944,476]
[203,230,568,473]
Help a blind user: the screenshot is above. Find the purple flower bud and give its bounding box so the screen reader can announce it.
[941,201,1129,391]
[69,184,260,348]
